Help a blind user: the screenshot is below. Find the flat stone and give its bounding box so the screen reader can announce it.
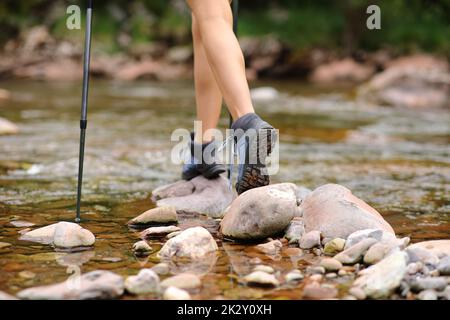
[353,251,408,299]
[158,227,217,259]
[301,184,395,239]
[253,265,275,274]
[220,183,299,240]
[411,277,447,292]
[160,273,201,290]
[285,270,304,282]
[140,225,180,239]
[0,242,12,249]
[284,218,305,244]
[334,238,378,264]
[166,231,182,239]
[132,240,152,256]
[418,289,438,300]
[128,206,178,226]
[299,230,321,249]
[303,283,337,299]
[125,269,160,295]
[163,286,191,300]
[243,271,279,287]
[17,270,124,300]
[306,266,326,275]
[320,258,343,272]
[406,246,440,266]
[19,224,58,244]
[153,176,235,219]
[344,229,385,249]
[323,238,346,256]
[255,240,283,255]
[9,220,35,228]
[408,240,450,257]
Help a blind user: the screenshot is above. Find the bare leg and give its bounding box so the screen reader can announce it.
[192,15,223,143]
[187,0,255,122]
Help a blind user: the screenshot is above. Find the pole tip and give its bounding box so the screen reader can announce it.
[75,217,81,223]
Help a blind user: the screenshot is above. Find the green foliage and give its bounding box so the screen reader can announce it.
[0,0,448,55]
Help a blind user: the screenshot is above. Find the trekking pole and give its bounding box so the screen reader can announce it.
[75,0,93,223]
[228,0,239,181]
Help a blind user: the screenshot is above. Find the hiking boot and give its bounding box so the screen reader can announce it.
[181,132,226,180]
[231,113,277,194]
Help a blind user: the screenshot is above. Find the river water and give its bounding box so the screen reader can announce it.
[0,79,448,299]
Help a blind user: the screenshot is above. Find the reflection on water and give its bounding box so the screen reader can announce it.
[0,79,449,299]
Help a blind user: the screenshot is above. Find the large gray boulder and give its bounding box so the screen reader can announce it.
[17,270,124,300]
[301,184,394,239]
[152,176,235,218]
[220,183,299,240]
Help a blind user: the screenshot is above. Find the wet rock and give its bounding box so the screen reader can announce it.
[323,238,346,256]
[405,246,440,266]
[0,291,17,300]
[325,273,337,279]
[160,273,201,290]
[9,220,35,228]
[310,58,375,84]
[125,269,160,295]
[163,286,191,300]
[166,231,182,239]
[358,54,450,109]
[349,287,366,300]
[437,256,450,275]
[250,87,280,101]
[17,270,124,300]
[19,271,36,279]
[0,117,19,135]
[320,258,343,272]
[285,270,304,282]
[364,243,398,265]
[256,240,282,255]
[132,240,152,256]
[284,218,305,244]
[301,184,395,239]
[303,283,338,299]
[407,262,423,275]
[408,240,450,257]
[334,238,378,264]
[53,222,95,249]
[309,274,324,282]
[299,230,321,249]
[220,183,299,240]
[344,229,385,249]
[0,88,11,100]
[243,271,279,287]
[20,222,95,250]
[158,227,218,259]
[306,266,326,275]
[411,277,447,292]
[139,225,180,239]
[128,206,177,227]
[0,242,12,249]
[418,289,438,300]
[151,263,170,276]
[153,176,235,219]
[353,251,408,299]
[19,223,57,244]
[253,265,274,274]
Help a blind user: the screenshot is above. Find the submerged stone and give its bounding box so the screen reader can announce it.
[17,270,124,300]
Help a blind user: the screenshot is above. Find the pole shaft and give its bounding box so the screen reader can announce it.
[228,0,238,181]
[76,0,93,222]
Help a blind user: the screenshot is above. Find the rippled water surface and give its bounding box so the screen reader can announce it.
[0,80,449,299]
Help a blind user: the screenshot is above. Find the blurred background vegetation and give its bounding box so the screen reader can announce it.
[0,0,449,56]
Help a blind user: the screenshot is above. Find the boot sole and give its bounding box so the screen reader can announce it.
[235,128,276,195]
